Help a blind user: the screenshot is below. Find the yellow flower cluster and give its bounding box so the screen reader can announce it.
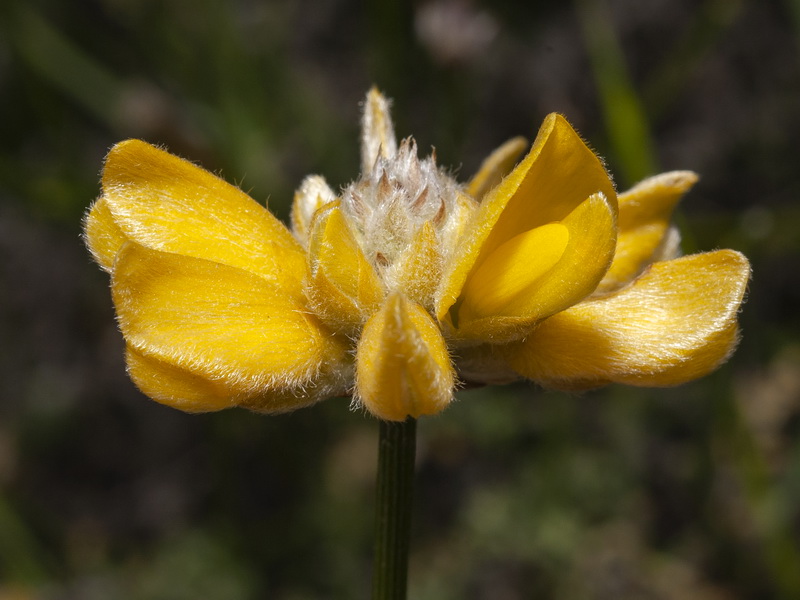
[84,89,750,421]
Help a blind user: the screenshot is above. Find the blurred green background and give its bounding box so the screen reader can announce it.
[1,0,799,598]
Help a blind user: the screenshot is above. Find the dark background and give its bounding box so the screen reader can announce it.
[1,0,799,598]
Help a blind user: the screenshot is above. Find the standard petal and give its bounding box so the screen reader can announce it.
[504,250,751,388]
[466,136,528,202]
[101,139,305,291]
[453,192,617,343]
[356,294,455,421]
[112,242,351,401]
[596,171,697,293]
[83,196,128,272]
[305,203,385,332]
[437,113,616,327]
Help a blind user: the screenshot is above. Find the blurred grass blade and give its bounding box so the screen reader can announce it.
[10,7,122,128]
[576,0,658,187]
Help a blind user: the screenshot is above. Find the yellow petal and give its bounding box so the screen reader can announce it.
[390,221,442,310]
[651,226,681,263]
[361,87,398,173]
[458,222,569,322]
[438,190,478,263]
[454,192,617,342]
[597,171,698,293]
[437,113,616,327]
[466,136,529,201]
[127,346,348,414]
[356,294,455,421]
[112,242,350,401]
[290,174,337,246]
[126,346,240,412]
[305,203,385,331]
[504,250,751,388]
[84,196,127,272]
[101,139,305,291]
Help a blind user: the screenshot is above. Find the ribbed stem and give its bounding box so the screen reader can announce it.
[372,417,417,600]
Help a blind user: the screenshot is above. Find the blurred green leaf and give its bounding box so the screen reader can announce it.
[576,0,658,186]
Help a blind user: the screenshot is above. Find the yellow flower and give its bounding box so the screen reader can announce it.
[84,89,750,421]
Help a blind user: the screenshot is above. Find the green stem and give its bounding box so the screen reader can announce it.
[372,417,417,600]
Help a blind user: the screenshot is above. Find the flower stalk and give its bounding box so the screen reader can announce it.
[372,417,417,600]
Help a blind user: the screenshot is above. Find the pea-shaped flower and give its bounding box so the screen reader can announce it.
[84,89,750,421]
